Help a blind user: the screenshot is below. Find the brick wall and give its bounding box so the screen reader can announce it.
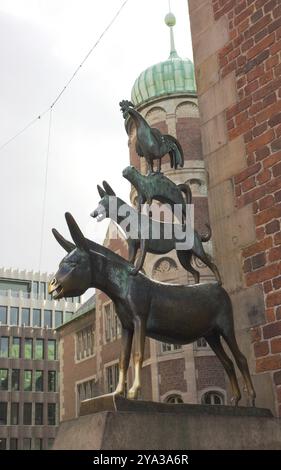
[188,0,281,415]
[158,358,186,396]
[176,117,204,160]
[59,313,97,421]
[195,356,226,390]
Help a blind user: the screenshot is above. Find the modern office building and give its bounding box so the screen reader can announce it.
[0,267,81,450]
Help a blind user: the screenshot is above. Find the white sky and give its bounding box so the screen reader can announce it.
[0,0,193,276]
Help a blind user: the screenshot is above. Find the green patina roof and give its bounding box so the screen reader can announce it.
[131,12,197,107]
[131,55,196,107]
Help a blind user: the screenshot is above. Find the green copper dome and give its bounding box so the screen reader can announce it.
[131,56,196,107]
[131,12,196,107]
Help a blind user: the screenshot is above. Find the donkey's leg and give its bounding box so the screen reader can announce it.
[177,250,200,284]
[222,329,256,406]
[128,317,146,399]
[114,327,133,396]
[205,333,242,406]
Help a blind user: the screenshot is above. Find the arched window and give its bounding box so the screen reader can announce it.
[165,394,184,404]
[201,391,224,405]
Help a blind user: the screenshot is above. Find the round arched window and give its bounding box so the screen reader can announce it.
[166,394,184,404]
[201,391,224,405]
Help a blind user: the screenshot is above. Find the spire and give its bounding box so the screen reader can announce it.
[165,12,180,59]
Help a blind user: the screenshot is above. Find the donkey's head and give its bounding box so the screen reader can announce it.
[48,213,92,300]
[91,181,116,222]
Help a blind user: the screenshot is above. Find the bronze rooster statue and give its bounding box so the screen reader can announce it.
[120,100,184,174]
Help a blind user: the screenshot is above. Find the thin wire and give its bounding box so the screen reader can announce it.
[38,108,52,272]
[0,0,129,153]
[49,0,129,109]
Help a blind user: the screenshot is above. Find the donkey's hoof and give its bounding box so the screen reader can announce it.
[231,396,241,407]
[128,388,138,400]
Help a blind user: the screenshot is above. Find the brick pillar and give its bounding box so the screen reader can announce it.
[188,0,281,415]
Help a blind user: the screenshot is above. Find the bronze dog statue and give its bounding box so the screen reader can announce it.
[91,181,222,283]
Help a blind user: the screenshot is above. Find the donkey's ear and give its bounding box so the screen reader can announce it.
[65,212,89,252]
[102,180,116,196]
[52,228,74,253]
[97,184,106,198]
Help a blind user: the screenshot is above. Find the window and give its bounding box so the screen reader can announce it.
[24,370,32,391]
[76,326,94,361]
[0,337,9,357]
[11,337,20,358]
[165,394,184,404]
[202,391,224,405]
[33,281,39,299]
[23,438,31,450]
[55,310,63,328]
[0,369,8,391]
[35,339,44,359]
[48,403,56,425]
[24,338,33,359]
[106,363,119,394]
[40,282,46,299]
[23,403,32,425]
[65,311,73,320]
[161,343,182,353]
[196,338,208,348]
[48,371,56,392]
[35,371,43,392]
[10,438,18,450]
[21,308,30,326]
[0,306,7,324]
[33,309,41,327]
[10,307,19,325]
[34,438,43,450]
[10,402,19,425]
[77,379,97,408]
[44,310,52,328]
[48,340,56,360]
[104,303,121,343]
[0,438,6,449]
[35,403,43,425]
[11,369,20,391]
[0,402,7,425]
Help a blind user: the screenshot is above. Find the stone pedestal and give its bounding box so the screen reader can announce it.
[53,395,281,450]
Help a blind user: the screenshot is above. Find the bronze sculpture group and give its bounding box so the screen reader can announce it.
[49,100,256,407]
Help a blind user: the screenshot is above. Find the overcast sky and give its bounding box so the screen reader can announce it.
[0,0,193,277]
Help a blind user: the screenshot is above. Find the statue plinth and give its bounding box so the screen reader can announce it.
[53,397,281,450]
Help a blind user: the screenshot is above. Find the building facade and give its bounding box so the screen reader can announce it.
[188,0,281,416]
[0,268,81,450]
[57,15,228,422]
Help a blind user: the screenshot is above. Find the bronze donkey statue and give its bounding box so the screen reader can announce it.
[91,181,222,284]
[49,212,256,406]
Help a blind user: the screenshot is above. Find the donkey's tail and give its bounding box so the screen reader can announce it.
[178,183,192,205]
[201,223,212,242]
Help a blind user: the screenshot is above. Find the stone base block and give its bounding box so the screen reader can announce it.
[53,395,281,450]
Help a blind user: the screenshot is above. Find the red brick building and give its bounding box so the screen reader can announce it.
[188,0,281,415]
